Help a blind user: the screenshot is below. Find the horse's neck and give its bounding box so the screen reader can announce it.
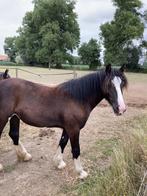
[87,89,104,111]
[86,74,105,111]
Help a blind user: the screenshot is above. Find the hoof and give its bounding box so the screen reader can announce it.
[17,153,32,162]
[23,153,32,162]
[57,161,66,169]
[0,164,3,172]
[79,170,88,179]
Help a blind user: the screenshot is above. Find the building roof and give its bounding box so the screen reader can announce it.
[0,54,9,61]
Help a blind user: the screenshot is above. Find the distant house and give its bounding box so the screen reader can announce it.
[0,54,9,61]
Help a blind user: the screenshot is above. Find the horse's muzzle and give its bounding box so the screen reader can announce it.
[113,105,126,116]
[118,106,127,115]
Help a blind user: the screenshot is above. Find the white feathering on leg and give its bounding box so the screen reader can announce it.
[74,157,88,179]
[54,146,66,169]
[14,142,32,161]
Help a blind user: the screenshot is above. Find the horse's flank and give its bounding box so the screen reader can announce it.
[0,78,88,130]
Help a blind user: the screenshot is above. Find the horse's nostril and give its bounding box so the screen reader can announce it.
[119,107,126,114]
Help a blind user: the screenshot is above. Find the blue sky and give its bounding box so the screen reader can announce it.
[0,0,147,54]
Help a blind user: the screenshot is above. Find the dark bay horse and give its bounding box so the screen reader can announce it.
[0,64,127,178]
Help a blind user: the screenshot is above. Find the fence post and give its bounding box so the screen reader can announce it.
[73,69,77,79]
[16,68,18,78]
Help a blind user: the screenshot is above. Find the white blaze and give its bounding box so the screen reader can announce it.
[112,76,126,114]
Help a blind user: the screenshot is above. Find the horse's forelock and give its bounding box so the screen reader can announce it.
[102,75,111,93]
[102,68,128,93]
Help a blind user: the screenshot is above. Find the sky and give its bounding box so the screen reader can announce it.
[0,0,147,54]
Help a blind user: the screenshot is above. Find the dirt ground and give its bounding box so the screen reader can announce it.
[0,70,147,196]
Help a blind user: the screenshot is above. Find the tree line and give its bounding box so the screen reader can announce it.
[4,0,147,69]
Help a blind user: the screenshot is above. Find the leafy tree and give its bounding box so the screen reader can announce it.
[15,0,80,67]
[125,46,141,69]
[78,39,101,69]
[72,56,81,65]
[4,37,17,62]
[100,0,145,69]
[15,11,39,64]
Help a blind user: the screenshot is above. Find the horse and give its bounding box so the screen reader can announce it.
[0,64,128,179]
[0,69,10,80]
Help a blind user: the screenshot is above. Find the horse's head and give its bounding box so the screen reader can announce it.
[0,69,10,80]
[102,64,128,115]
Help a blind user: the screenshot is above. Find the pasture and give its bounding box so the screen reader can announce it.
[0,66,147,196]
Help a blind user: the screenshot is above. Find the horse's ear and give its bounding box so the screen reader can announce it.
[120,64,126,72]
[5,69,9,74]
[3,69,9,78]
[105,64,112,74]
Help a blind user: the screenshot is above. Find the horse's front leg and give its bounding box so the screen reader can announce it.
[9,115,32,161]
[54,129,69,169]
[69,130,88,179]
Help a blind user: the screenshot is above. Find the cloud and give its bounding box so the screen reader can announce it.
[0,0,33,54]
[76,0,115,43]
[144,29,147,40]
[0,0,147,54]
[76,0,115,22]
[76,0,147,44]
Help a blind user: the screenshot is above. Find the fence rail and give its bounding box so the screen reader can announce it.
[0,67,77,79]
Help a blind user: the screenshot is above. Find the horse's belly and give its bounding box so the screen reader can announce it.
[16,104,62,128]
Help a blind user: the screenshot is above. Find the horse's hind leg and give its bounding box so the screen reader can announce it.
[9,115,32,162]
[0,117,8,171]
[54,129,69,169]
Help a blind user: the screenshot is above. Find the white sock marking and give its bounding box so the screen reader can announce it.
[54,147,66,169]
[14,142,32,161]
[74,157,88,179]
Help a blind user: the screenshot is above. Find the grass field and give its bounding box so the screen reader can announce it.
[1,64,147,83]
[0,65,147,196]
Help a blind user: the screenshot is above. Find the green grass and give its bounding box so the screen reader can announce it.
[62,115,147,196]
[62,64,90,70]
[0,61,16,66]
[95,138,119,157]
[0,64,146,86]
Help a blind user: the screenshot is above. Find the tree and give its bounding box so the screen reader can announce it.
[15,0,80,67]
[78,39,101,69]
[4,37,17,62]
[15,11,39,64]
[100,0,145,69]
[125,45,141,69]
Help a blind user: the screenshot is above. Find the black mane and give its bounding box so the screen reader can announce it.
[59,68,128,104]
[59,70,105,103]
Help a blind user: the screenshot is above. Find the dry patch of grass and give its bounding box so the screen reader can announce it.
[62,115,147,196]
